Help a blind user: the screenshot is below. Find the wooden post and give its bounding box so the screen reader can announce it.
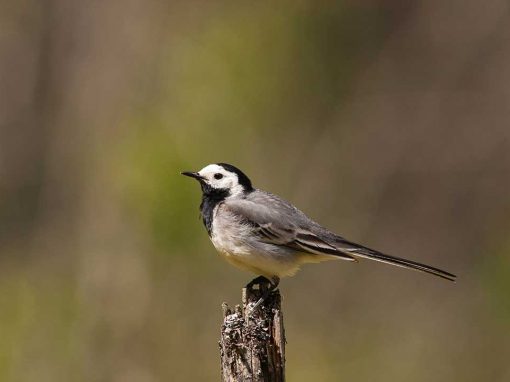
[219,285,286,382]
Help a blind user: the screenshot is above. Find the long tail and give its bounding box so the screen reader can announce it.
[337,238,457,281]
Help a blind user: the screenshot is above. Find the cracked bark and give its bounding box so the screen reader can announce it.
[219,286,285,382]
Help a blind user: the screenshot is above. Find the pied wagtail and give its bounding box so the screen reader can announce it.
[182,163,456,310]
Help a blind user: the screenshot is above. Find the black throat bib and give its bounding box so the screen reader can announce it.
[199,184,229,236]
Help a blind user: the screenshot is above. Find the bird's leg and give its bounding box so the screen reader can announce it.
[247,276,280,315]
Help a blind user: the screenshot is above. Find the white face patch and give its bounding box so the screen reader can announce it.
[198,164,245,197]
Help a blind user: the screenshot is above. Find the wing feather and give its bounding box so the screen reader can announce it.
[223,198,356,262]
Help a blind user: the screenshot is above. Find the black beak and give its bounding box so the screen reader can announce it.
[181,171,204,181]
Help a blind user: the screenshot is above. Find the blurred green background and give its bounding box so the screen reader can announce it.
[1,0,509,381]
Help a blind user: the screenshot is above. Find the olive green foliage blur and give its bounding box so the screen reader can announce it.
[1,1,509,381]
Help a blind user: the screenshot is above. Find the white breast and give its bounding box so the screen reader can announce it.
[210,205,253,257]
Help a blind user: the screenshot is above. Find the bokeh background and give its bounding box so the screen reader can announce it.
[1,0,510,381]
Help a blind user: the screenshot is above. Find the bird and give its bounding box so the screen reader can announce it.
[182,163,456,310]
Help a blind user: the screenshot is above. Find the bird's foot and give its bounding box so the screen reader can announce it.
[246,276,271,291]
[246,276,280,316]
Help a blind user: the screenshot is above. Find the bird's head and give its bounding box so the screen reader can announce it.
[182,163,253,198]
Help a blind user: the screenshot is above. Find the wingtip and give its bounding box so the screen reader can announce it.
[436,270,457,282]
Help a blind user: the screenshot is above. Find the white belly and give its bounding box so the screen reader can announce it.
[210,208,302,278]
[209,204,338,278]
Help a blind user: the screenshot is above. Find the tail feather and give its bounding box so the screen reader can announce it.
[338,240,457,281]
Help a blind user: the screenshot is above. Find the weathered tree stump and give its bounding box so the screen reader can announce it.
[219,283,286,382]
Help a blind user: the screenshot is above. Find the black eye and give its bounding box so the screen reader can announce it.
[214,173,223,180]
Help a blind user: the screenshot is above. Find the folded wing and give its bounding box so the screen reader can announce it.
[224,198,356,261]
